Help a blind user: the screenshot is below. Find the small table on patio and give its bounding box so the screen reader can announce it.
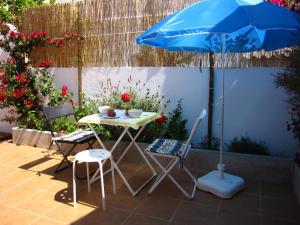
[78,110,159,196]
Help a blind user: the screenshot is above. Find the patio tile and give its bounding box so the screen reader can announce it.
[0,164,18,177]
[215,209,260,225]
[2,169,36,185]
[261,197,300,222]
[0,203,13,215]
[31,217,67,225]
[241,181,259,196]
[44,202,94,224]
[262,216,300,225]
[22,173,55,192]
[139,178,186,199]
[0,180,15,193]
[170,201,218,225]
[0,208,38,225]
[124,213,169,225]
[192,190,221,207]
[73,206,130,225]
[220,192,260,214]
[135,195,180,220]
[76,182,143,211]
[17,191,59,214]
[260,183,295,200]
[0,184,37,206]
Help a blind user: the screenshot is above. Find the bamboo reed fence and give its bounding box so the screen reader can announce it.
[21,0,290,68]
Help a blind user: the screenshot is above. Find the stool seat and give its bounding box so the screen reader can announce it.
[75,149,111,162]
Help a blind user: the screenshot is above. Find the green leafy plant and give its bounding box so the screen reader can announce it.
[274,47,300,141]
[97,76,170,142]
[164,100,188,141]
[228,136,269,156]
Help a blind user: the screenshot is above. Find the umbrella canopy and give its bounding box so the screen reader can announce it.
[136,0,300,198]
[136,0,300,53]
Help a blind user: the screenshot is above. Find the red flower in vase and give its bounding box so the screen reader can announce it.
[155,115,167,125]
[61,85,68,96]
[121,93,131,102]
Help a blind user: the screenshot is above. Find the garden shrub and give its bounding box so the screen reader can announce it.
[228,136,270,156]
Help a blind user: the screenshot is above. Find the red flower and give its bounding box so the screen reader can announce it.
[12,86,26,98]
[268,0,286,6]
[0,89,7,102]
[24,99,34,107]
[29,31,47,39]
[64,32,79,40]
[61,85,68,96]
[39,60,52,68]
[121,93,131,102]
[155,115,167,125]
[15,72,29,84]
[9,31,18,39]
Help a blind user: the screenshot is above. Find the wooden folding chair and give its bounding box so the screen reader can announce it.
[145,109,207,199]
[43,103,99,174]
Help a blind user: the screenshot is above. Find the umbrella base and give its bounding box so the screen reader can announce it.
[197,170,245,199]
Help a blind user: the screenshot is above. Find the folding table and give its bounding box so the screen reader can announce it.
[78,110,159,196]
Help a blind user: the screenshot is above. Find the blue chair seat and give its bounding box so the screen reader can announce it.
[146,138,184,156]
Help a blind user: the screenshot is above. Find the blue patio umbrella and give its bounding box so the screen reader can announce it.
[136,0,300,198]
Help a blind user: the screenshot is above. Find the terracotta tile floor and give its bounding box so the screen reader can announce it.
[0,140,299,225]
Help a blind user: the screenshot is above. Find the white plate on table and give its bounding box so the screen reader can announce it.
[102,115,120,119]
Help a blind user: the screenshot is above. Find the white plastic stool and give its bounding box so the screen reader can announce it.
[73,149,116,210]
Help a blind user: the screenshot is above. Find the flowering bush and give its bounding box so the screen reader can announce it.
[0,21,76,129]
[268,0,300,13]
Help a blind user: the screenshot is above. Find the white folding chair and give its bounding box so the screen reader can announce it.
[145,109,207,199]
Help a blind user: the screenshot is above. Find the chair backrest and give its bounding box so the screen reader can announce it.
[181,109,207,159]
[43,103,75,121]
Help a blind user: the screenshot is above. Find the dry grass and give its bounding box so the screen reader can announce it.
[21,0,289,68]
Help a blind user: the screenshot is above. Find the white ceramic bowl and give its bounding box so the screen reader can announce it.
[128,109,143,118]
[98,106,109,115]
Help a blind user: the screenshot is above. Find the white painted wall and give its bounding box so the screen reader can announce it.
[214,68,297,157]
[0,65,297,156]
[48,68,79,103]
[82,67,297,157]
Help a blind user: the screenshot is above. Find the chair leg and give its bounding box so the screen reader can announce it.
[148,155,178,195]
[148,154,197,199]
[55,144,77,173]
[73,160,77,207]
[86,162,91,192]
[99,161,106,210]
[110,156,116,194]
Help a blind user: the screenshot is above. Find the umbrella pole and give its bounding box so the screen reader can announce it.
[218,34,226,179]
[196,35,245,198]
